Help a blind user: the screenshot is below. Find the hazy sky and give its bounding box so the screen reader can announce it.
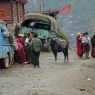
[25,0,73,12]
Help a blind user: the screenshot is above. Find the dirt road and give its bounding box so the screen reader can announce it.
[0,50,95,95]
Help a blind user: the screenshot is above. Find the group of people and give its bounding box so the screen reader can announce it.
[2,20,95,67]
[76,32,95,59]
[14,32,42,68]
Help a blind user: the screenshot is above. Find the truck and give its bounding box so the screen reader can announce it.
[20,13,57,51]
[0,21,14,68]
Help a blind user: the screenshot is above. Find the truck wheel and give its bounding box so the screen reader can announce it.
[2,54,10,69]
[10,55,14,66]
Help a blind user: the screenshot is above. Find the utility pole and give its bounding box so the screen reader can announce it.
[38,0,44,13]
[37,0,41,13]
[33,0,45,13]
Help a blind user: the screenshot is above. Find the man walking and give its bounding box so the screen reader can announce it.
[30,33,42,68]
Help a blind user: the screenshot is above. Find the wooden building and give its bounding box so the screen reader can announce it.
[0,0,27,24]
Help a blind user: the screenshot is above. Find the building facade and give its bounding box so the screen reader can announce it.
[0,0,27,24]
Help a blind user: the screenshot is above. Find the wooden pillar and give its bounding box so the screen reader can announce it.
[16,1,19,23]
[10,0,13,23]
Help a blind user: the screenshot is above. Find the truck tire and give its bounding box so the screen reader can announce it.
[0,53,10,69]
[4,54,10,68]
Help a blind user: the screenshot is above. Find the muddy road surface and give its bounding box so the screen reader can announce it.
[0,50,95,95]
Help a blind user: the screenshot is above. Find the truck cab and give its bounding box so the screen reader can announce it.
[0,22,14,68]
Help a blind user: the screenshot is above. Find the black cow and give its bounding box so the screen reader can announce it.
[50,38,69,62]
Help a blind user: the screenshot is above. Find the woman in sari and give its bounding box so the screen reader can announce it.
[76,32,83,58]
[16,33,26,64]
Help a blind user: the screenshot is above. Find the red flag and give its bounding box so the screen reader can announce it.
[58,5,72,14]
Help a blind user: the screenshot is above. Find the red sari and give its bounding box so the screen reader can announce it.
[76,35,83,57]
[16,38,26,64]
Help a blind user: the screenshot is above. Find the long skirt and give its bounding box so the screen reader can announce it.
[16,43,26,64]
[31,51,40,67]
[76,42,83,57]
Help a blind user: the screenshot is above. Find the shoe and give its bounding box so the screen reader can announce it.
[37,66,40,68]
[34,66,36,68]
[23,61,28,64]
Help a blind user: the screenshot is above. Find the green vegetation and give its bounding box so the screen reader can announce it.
[55,31,69,41]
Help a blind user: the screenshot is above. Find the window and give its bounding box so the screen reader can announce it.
[0,8,7,19]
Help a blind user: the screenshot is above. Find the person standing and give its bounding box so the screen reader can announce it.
[14,23,20,38]
[81,32,90,59]
[76,32,83,58]
[16,33,26,64]
[43,37,50,52]
[91,34,95,58]
[30,33,42,68]
[25,33,32,64]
